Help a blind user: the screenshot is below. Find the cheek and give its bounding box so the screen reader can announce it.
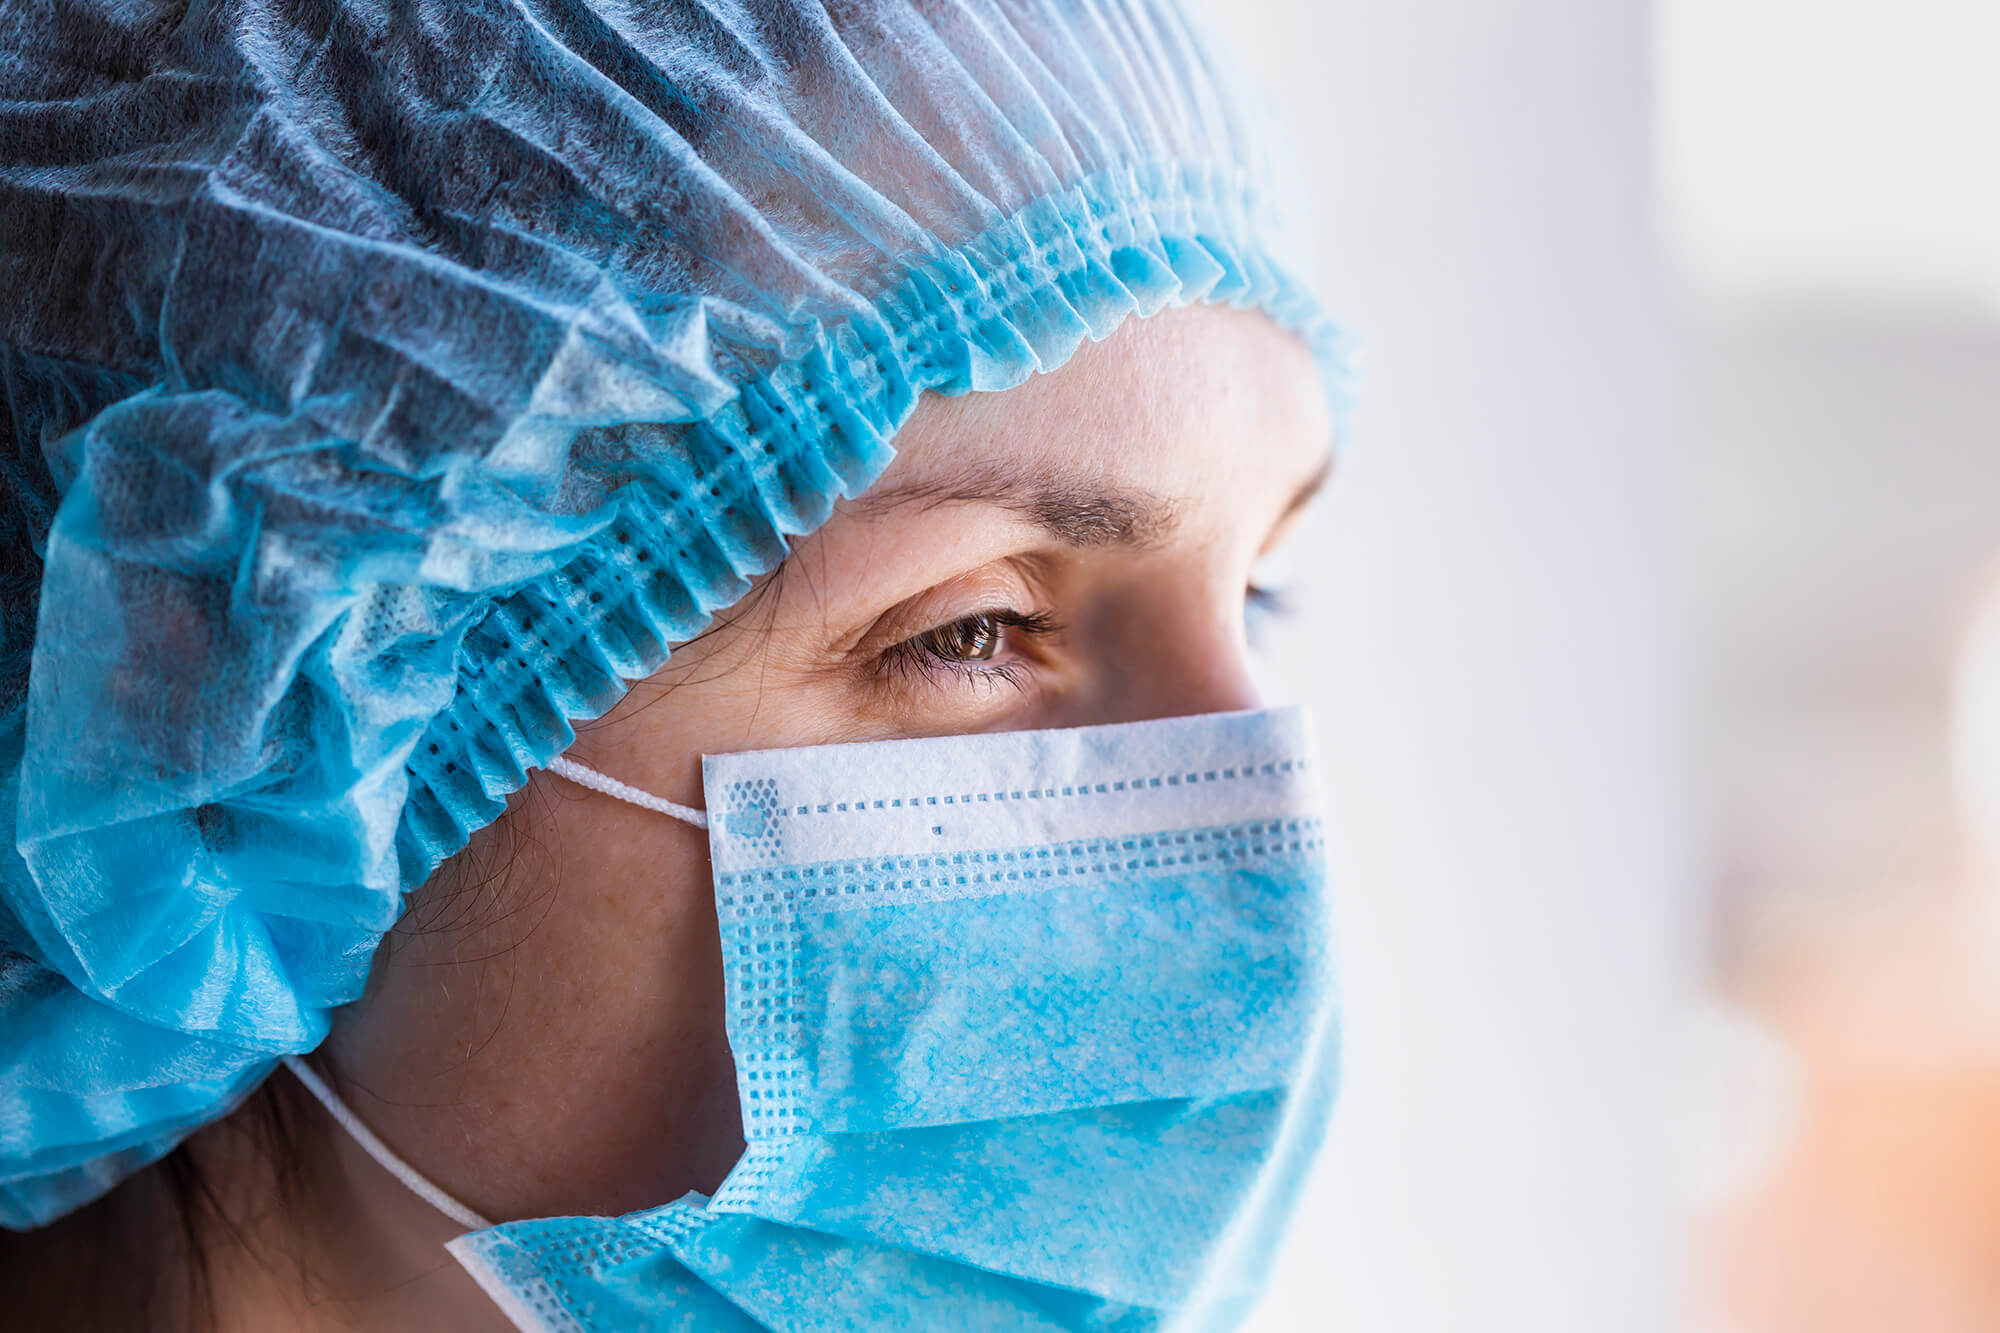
[333,795,748,1218]
[507,811,746,1208]
[584,634,882,782]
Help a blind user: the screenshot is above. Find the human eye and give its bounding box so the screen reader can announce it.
[876,607,1061,695]
[1244,552,1299,651]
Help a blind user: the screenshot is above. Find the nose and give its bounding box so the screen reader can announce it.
[1077,599,1263,726]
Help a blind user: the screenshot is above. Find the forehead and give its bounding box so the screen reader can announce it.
[879,304,1331,501]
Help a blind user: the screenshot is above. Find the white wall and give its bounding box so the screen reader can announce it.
[1195,4,1698,1330]
[1659,0,2000,314]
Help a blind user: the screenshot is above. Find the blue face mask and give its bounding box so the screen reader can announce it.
[289,706,1340,1332]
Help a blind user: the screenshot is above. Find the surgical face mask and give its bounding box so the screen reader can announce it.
[288,706,1341,1332]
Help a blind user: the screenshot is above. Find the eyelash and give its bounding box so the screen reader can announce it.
[880,583,1292,697]
[1246,583,1290,616]
[878,608,1061,694]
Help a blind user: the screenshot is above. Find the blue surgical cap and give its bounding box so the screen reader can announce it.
[0,0,1343,1227]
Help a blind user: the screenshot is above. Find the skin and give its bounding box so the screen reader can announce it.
[180,301,1332,1330]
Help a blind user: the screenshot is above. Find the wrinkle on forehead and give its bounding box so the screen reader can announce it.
[846,307,1329,554]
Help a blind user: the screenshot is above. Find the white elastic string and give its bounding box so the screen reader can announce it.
[545,754,710,829]
[280,1054,495,1233]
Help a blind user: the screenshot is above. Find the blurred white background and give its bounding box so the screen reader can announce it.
[1200,1,2000,1330]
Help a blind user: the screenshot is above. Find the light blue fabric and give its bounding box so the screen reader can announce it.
[451,707,1340,1332]
[0,0,1345,1226]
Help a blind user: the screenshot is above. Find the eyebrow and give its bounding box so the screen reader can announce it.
[851,449,1334,550]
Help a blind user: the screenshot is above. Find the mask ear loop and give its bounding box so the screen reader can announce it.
[281,1055,495,1233]
[280,758,700,1237]
[545,756,709,829]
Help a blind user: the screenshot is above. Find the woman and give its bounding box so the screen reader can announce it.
[0,0,1346,1328]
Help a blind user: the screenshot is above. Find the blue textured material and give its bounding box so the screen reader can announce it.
[0,0,1344,1227]
[451,708,1341,1332]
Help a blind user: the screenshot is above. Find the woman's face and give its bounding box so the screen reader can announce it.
[323,302,1332,1229]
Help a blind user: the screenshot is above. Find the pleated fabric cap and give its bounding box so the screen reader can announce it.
[0,0,1345,1226]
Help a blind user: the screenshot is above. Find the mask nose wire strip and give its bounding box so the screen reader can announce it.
[545,756,710,829]
[280,1054,495,1233]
